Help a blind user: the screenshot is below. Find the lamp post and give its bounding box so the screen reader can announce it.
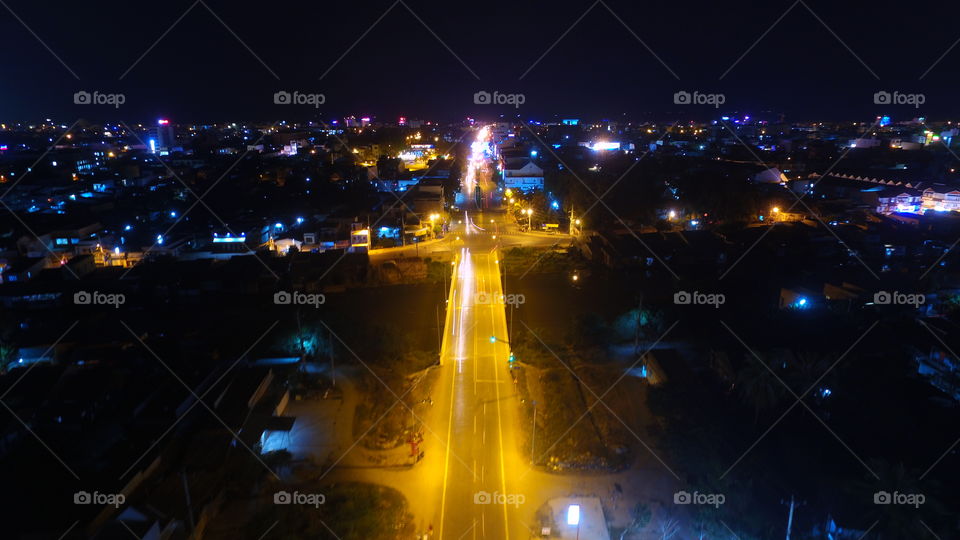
[531,400,537,464]
[567,504,581,540]
[525,208,533,230]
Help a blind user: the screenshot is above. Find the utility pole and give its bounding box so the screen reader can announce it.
[181,471,195,533]
[782,495,805,540]
[634,295,645,375]
[530,400,537,464]
[329,325,335,387]
[785,495,795,540]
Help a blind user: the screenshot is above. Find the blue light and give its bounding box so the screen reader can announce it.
[551,201,559,209]
[530,150,538,157]
[489,336,496,343]
[274,222,283,229]
[798,297,807,306]
[213,235,246,243]
[124,225,132,231]
[170,211,177,218]
[296,217,304,224]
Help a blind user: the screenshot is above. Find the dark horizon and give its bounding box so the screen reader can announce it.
[2,0,959,121]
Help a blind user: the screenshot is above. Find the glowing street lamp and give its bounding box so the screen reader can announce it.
[567,504,582,540]
[427,213,441,238]
[525,208,533,229]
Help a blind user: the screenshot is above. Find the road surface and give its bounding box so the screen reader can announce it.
[430,127,532,538]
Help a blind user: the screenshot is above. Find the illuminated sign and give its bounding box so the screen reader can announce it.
[591,141,621,151]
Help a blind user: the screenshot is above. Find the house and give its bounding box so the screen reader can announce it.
[501,158,544,192]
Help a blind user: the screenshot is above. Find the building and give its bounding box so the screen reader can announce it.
[148,119,176,154]
[877,187,960,214]
[501,158,544,192]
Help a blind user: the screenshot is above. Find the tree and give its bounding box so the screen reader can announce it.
[736,353,788,423]
[619,503,652,540]
[857,459,947,539]
[655,512,681,540]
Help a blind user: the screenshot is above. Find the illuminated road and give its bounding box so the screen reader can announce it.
[319,126,671,539]
[434,217,529,540]
[431,126,530,539]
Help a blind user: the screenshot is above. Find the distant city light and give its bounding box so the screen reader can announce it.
[213,234,246,243]
[590,141,620,151]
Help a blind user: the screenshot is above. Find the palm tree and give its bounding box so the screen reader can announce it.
[619,503,652,540]
[786,351,838,400]
[736,353,788,423]
[857,459,946,539]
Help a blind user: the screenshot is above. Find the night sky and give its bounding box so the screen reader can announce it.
[2,0,959,122]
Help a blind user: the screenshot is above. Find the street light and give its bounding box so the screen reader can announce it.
[427,213,441,238]
[525,208,533,230]
[567,504,581,540]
